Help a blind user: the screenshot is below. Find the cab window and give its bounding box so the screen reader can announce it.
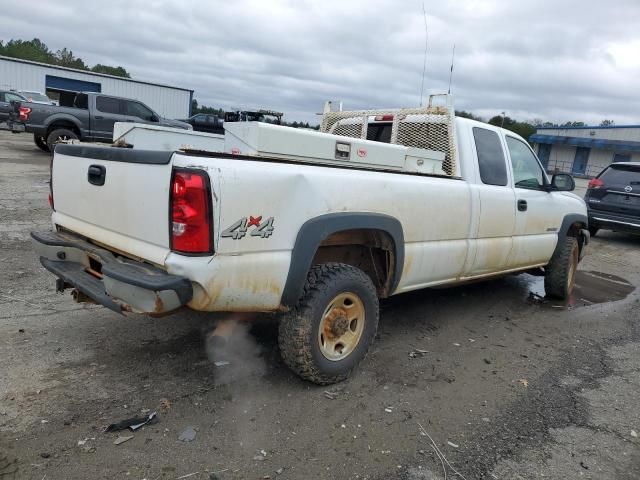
[506,136,546,190]
[473,127,508,186]
[126,101,155,121]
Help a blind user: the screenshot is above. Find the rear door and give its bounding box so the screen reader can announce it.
[588,163,640,218]
[50,146,176,265]
[93,96,128,141]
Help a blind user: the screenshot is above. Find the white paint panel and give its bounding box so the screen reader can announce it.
[52,150,174,264]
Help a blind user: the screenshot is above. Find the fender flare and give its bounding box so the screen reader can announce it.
[554,213,588,256]
[280,212,405,308]
[44,114,83,135]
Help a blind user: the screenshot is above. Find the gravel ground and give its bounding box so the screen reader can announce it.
[0,130,639,479]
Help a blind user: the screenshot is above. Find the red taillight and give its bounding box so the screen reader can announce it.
[19,106,32,122]
[588,178,604,189]
[170,169,212,254]
[374,114,394,121]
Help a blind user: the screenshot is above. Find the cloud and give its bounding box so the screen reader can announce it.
[1,0,638,124]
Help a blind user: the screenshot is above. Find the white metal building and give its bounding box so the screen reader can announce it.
[0,55,193,119]
[530,125,640,178]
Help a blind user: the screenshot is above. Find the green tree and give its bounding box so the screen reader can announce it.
[0,38,54,63]
[54,48,87,69]
[488,115,536,142]
[91,64,131,78]
[455,110,483,121]
[599,119,615,127]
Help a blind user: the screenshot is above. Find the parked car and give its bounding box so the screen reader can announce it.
[18,90,55,105]
[181,114,224,134]
[31,98,589,385]
[11,91,191,152]
[0,90,27,126]
[584,162,640,236]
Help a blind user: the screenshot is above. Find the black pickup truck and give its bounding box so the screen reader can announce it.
[12,92,190,152]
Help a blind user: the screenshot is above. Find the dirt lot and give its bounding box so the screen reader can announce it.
[1,130,639,480]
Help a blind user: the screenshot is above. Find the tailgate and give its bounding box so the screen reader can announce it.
[51,144,175,265]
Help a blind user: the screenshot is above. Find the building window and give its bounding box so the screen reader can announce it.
[613,153,631,163]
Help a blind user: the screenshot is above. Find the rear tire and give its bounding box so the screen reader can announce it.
[34,134,50,152]
[46,128,78,153]
[544,237,579,299]
[278,263,379,385]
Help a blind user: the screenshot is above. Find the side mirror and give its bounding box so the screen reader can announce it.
[150,114,159,122]
[551,173,575,192]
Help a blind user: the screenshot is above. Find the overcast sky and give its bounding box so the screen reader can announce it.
[1,0,639,124]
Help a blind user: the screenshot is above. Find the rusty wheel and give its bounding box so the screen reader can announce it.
[278,263,379,385]
[545,236,579,299]
[318,292,366,361]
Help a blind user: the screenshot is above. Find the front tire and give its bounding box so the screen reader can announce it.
[544,237,579,299]
[46,128,78,152]
[278,263,379,385]
[34,134,50,152]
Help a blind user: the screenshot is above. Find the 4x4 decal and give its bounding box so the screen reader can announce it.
[221,216,275,239]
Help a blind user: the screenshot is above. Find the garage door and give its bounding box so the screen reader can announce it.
[45,75,101,92]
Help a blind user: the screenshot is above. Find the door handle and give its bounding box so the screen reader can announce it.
[87,164,106,186]
[517,199,527,212]
[94,115,104,119]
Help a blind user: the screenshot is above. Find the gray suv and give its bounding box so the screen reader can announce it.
[585,162,640,236]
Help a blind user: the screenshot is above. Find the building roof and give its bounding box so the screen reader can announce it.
[536,124,640,130]
[529,133,640,153]
[0,55,193,93]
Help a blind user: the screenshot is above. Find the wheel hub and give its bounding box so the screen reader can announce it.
[318,292,366,362]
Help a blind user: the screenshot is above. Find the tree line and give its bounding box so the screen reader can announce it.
[456,110,617,142]
[0,38,131,78]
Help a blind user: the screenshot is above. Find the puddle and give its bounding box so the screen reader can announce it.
[526,270,635,310]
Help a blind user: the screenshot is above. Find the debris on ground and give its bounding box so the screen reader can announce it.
[77,438,96,453]
[518,378,529,388]
[214,361,230,367]
[631,430,638,438]
[113,435,134,445]
[176,472,200,480]
[276,467,284,475]
[253,455,266,461]
[447,441,459,448]
[178,426,197,442]
[324,390,340,400]
[453,343,461,347]
[104,411,157,432]
[409,348,429,358]
[384,407,394,413]
[159,398,171,411]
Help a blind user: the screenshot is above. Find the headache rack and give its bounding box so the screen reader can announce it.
[320,94,458,176]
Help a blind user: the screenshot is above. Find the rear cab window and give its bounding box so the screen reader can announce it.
[506,136,547,190]
[473,127,508,186]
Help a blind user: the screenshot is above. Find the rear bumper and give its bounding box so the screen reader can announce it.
[588,209,640,235]
[31,230,193,314]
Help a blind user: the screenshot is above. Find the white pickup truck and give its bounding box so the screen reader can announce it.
[31,96,589,384]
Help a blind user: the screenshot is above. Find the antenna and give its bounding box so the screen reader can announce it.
[419,3,428,107]
[447,43,456,94]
